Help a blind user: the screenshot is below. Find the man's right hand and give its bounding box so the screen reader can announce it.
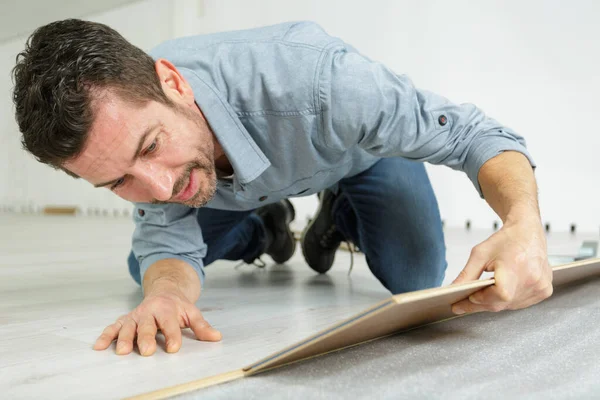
[93,284,222,356]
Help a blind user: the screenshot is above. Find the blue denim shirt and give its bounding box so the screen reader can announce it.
[132,21,535,288]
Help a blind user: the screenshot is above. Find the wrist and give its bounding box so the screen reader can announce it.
[142,259,202,303]
[504,205,541,228]
[145,277,200,304]
[145,276,180,296]
[502,200,540,224]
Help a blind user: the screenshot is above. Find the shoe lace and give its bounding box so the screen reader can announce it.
[309,217,358,276]
[234,256,267,270]
[319,223,342,248]
[346,241,357,276]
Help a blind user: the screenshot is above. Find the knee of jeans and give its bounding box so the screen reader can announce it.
[369,240,447,294]
[127,251,142,286]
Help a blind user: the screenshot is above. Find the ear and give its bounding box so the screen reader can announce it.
[154,59,195,107]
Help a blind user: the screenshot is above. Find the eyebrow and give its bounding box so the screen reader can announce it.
[93,123,160,188]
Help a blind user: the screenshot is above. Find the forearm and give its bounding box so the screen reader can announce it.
[453,150,552,315]
[142,259,202,303]
[478,151,540,224]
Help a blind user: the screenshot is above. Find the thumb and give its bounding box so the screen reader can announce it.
[453,247,486,285]
[186,304,222,342]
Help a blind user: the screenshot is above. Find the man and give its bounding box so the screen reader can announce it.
[12,19,551,357]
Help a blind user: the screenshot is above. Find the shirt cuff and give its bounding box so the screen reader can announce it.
[138,252,206,295]
[465,137,537,198]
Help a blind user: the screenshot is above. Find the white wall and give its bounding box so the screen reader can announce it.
[0,0,174,216]
[171,0,600,232]
[0,0,147,43]
[1,0,598,233]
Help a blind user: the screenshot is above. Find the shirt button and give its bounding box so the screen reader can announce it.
[259,196,268,202]
[438,115,448,126]
[138,209,145,217]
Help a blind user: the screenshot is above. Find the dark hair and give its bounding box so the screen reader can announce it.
[12,19,172,176]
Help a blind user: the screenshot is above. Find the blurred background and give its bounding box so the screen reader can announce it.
[0,0,598,232]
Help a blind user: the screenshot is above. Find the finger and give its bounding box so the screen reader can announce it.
[451,297,503,315]
[116,318,138,355]
[137,315,158,357]
[452,275,551,315]
[452,263,517,315]
[186,305,222,342]
[452,247,488,284]
[468,265,518,306]
[94,320,124,350]
[155,313,182,353]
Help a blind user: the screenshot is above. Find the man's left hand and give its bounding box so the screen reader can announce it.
[451,216,553,315]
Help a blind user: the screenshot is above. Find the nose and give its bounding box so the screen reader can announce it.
[135,165,174,201]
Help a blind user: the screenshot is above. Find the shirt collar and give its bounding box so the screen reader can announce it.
[178,67,271,185]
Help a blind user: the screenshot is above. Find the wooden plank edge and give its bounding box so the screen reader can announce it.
[124,369,246,400]
[552,257,600,274]
[392,278,494,305]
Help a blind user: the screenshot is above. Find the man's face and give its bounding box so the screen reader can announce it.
[64,89,218,208]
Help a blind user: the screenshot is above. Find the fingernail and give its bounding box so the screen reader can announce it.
[453,306,465,315]
[140,344,148,355]
[117,342,126,352]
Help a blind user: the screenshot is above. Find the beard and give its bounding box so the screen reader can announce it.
[151,104,218,208]
[175,161,217,208]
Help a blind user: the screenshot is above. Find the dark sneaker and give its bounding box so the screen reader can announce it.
[255,199,296,264]
[301,190,344,274]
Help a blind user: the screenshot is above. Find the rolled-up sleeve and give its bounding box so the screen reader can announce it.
[131,203,206,293]
[318,46,536,197]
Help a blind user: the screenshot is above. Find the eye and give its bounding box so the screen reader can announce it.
[111,177,126,190]
[145,140,158,154]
